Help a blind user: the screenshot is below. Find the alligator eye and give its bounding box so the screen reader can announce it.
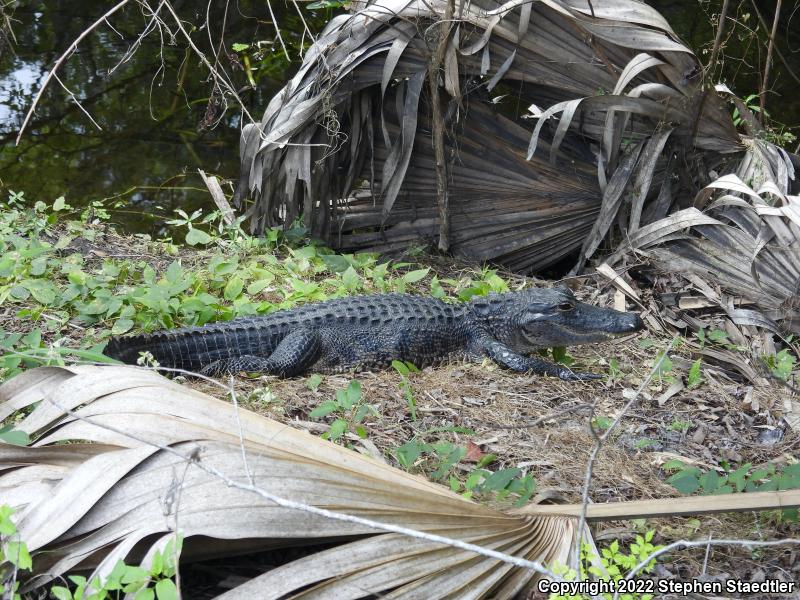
[557,302,574,311]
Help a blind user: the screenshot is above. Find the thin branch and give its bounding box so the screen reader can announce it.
[266,0,290,61]
[615,537,800,599]
[15,0,131,145]
[706,0,730,76]
[573,336,679,567]
[759,0,782,124]
[161,0,257,126]
[52,73,103,131]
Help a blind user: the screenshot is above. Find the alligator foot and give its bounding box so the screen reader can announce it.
[481,339,602,381]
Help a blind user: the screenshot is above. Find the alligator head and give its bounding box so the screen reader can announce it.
[469,287,643,351]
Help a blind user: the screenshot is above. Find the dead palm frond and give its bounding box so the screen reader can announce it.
[0,366,578,598]
[4,367,800,597]
[234,0,741,272]
[609,138,800,334]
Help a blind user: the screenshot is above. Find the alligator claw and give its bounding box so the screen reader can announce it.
[558,370,604,381]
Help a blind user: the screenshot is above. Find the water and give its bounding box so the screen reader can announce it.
[1,1,797,237]
[0,1,328,235]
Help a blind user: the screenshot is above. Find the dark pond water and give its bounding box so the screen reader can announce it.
[1,1,798,237]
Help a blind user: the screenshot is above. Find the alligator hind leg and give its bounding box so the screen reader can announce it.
[199,329,322,377]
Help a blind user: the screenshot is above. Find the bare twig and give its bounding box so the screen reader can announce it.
[573,336,678,567]
[750,0,800,85]
[161,1,257,127]
[706,0,730,76]
[15,0,131,145]
[52,73,103,131]
[759,0,782,124]
[615,537,800,599]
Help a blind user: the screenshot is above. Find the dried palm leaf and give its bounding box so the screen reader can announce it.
[0,366,578,598]
[234,0,741,273]
[611,139,800,334]
[4,367,800,597]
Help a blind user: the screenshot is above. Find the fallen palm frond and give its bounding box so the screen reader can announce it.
[3,366,800,597]
[0,366,577,598]
[609,140,800,336]
[235,0,742,272]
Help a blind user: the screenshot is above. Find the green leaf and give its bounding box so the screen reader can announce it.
[698,470,721,493]
[30,256,48,276]
[354,403,376,423]
[430,276,446,299]
[707,329,728,343]
[231,42,249,52]
[51,587,74,600]
[0,425,30,446]
[9,284,30,300]
[634,438,659,449]
[328,419,347,441]
[402,268,429,283]
[687,359,703,388]
[320,254,350,273]
[112,318,135,335]
[165,261,183,283]
[341,266,360,291]
[475,454,497,469]
[391,360,409,376]
[68,270,88,286]
[662,459,686,471]
[185,228,212,245]
[134,588,156,600]
[224,276,244,301]
[155,578,178,600]
[247,277,274,295]
[482,467,522,491]
[5,541,32,570]
[306,374,323,391]
[21,328,41,348]
[120,565,151,585]
[669,472,700,495]
[343,380,361,409]
[309,401,338,419]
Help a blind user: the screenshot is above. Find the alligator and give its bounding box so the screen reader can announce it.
[105,288,643,380]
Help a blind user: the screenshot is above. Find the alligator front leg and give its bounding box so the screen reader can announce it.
[200,329,322,377]
[480,339,602,381]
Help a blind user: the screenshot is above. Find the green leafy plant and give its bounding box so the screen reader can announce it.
[651,350,674,383]
[686,359,703,388]
[51,536,183,600]
[395,439,535,506]
[549,532,662,600]
[1,505,32,600]
[662,460,800,520]
[391,360,420,420]
[764,348,796,381]
[607,358,621,379]
[667,419,691,434]
[309,380,377,442]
